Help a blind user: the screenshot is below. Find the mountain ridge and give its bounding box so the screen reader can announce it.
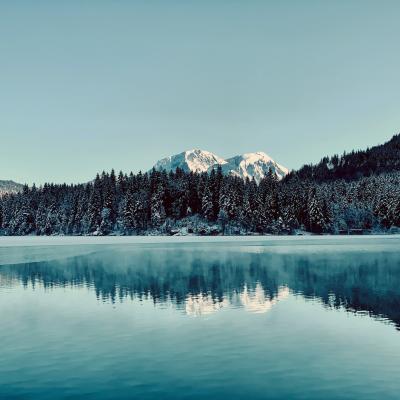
[152,149,288,183]
[153,149,227,174]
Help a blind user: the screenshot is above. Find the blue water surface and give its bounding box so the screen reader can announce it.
[1,237,400,400]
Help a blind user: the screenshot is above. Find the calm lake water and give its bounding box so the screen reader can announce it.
[1,237,400,400]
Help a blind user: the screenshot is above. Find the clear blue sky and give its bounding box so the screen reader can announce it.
[1,0,400,185]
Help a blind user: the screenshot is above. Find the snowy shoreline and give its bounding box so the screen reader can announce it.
[1,234,400,247]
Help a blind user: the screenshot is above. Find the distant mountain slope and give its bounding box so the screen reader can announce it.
[286,133,400,182]
[222,152,289,182]
[153,149,227,174]
[0,180,24,197]
[152,149,288,182]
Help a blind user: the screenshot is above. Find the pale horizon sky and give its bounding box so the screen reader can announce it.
[1,0,400,185]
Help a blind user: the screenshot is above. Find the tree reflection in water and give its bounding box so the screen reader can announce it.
[1,247,399,328]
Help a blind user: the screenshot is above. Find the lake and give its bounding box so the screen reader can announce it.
[1,236,400,399]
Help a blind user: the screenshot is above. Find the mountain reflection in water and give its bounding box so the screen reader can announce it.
[1,246,399,329]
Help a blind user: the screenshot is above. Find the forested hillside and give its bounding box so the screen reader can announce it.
[286,134,400,182]
[1,164,399,236]
[0,180,23,197]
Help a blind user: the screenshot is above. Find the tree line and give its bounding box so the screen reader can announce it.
[0,165,399,236]
[287,133,400,182]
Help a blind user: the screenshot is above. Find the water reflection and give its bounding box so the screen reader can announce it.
[239,284,289,314]
[1,247,400,328]
[185,294,230,316]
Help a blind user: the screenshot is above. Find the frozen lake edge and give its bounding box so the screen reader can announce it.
[1,235,400,276]
[0,234,400,247]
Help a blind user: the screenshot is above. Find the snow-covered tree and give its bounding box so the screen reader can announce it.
[201,182,214,221]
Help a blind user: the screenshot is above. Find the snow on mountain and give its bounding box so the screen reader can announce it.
[222,152,289,183]
[0,180,24,197]
[152,150,288,182]
[153,149,227,173]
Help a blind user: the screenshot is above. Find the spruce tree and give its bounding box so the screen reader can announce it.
[88,175,103,233]
[150,186,166,228]
[201,182,214,221]
[307,187,326,233]
[239,193,253,232]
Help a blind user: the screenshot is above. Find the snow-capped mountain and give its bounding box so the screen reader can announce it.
[0,180,24,197]
[222,152,289,182]
[153,149,227,174]
[152,149,288,182]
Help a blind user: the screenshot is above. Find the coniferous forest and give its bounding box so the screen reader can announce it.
[1,135,400,236]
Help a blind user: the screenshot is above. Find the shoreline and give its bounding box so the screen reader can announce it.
[1,234,400,247]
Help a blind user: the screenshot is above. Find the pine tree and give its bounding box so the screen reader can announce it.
[217,209,228,234]
[307,187,326,233]
[389,192,400,227]
[123,189,135,232]
[187,173,201,214]
[0,202,3,231]
[88,175,103,233]
[201,182,214,221]
[210,165,223,220]
[219,181,239,221]
[239,193,253,232]
[374,191,391,228]
[150,186,166,228]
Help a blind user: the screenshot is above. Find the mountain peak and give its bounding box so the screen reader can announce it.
[153,149,226,174]
[152,149,288,182]
[230,151,273,164]
[223,152,288,182]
